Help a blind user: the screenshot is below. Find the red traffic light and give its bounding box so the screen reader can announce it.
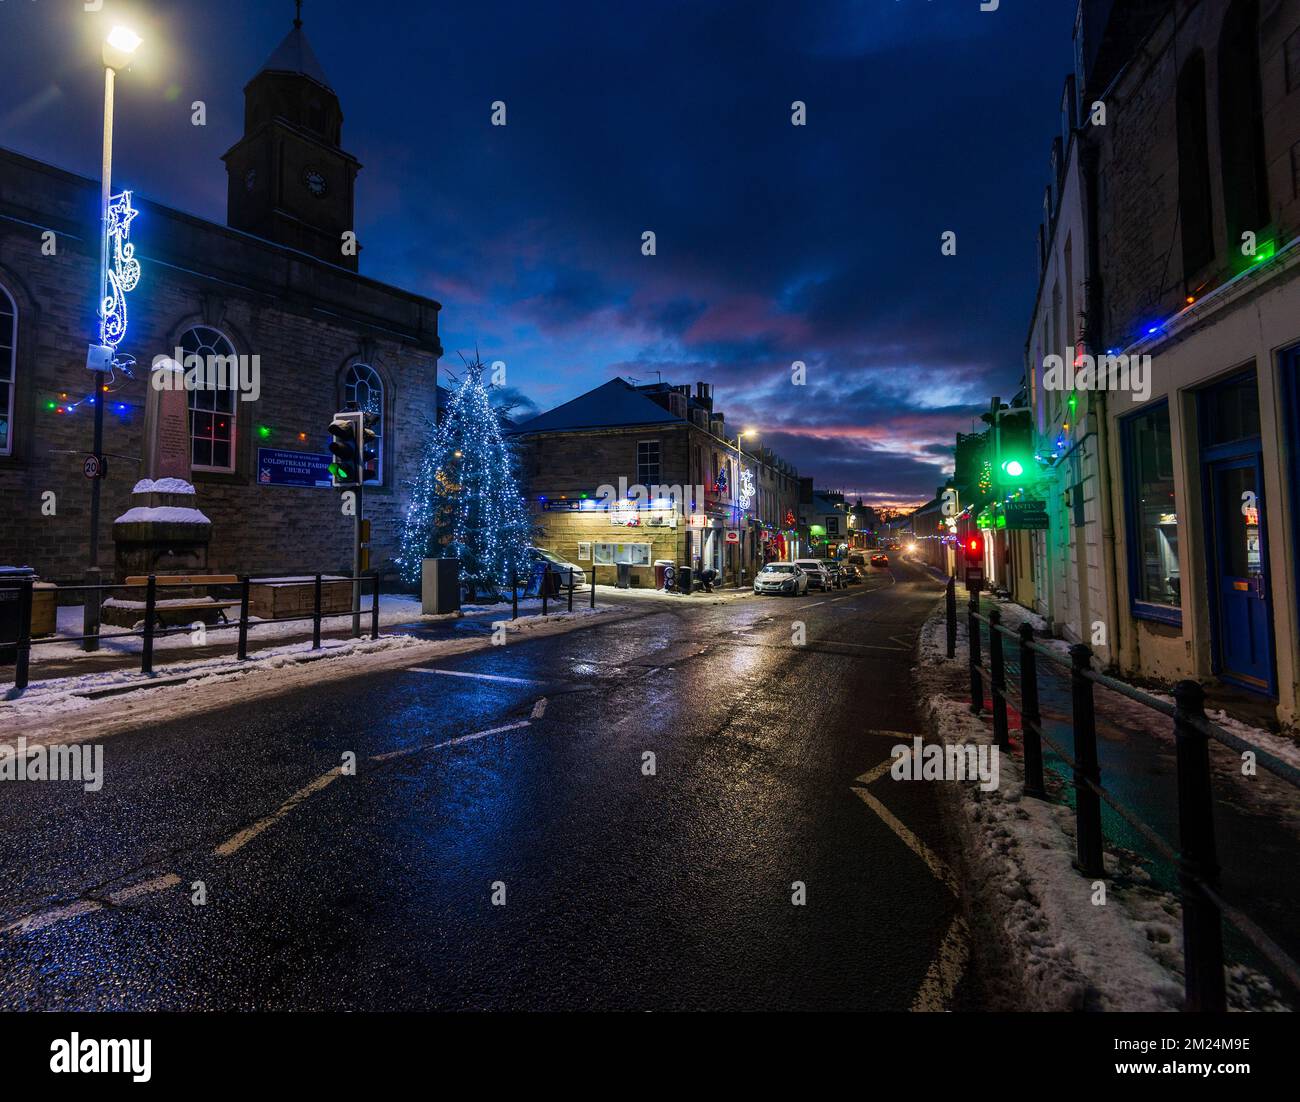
[964,534,984,562]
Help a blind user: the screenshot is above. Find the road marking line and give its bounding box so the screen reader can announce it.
[214,768,345,857]
[369,719,531,763]
[910,913,971,1012]
[849,734,968,1009]
[814,640,908,652]
[2,900,102,936]
[854,758,895,786]
[409,667,543,685]
[2,872,183,937]
[531,698,548,719]
[802,601,826,608]
[850,785,959,896]
[107,873,182,904]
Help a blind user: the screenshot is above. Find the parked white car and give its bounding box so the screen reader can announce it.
[793,559,832,591]
[753,562,809,596]
[528,546,586,587]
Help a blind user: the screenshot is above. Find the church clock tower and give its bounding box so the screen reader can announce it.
[222,9,362,270]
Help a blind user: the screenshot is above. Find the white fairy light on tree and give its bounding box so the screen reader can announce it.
[397,357,532,597]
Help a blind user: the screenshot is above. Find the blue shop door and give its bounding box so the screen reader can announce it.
[1209,457,1274,691]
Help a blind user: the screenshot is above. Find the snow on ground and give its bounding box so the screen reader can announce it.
[914,597,1289,1011]
[41,594,509,658]
[2,605,625,746]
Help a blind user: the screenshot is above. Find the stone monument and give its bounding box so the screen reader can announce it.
[111,359,212,585]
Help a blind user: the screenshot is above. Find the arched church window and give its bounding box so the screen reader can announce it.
[343,362,384,484]
[180,326,238,473]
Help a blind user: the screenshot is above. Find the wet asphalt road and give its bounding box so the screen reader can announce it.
[0,560,965,1011]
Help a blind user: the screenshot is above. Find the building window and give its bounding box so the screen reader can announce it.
[0,283,15,457]
[343,363,384,484]
[181,326,237,473]
[593,541,651,566]
[1177,51,1216,277]
[1122,401,1180,619]
[1218,0,1270,252]
[637,440,660,486]
[1201,369,1260,447]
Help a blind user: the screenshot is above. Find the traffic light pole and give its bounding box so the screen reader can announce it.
[352,482,363,638]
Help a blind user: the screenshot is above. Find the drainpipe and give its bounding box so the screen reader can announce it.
[1081,138,1124,672]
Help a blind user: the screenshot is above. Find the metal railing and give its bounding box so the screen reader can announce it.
[506,564,588,620]
[944,576,1300,1011]
[2,571,384,689]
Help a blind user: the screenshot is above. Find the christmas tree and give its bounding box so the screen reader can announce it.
[396,359,533,597]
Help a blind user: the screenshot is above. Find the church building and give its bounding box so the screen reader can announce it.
[0,17,442,585]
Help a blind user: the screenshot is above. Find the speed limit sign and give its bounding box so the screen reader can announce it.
[83,454,106,480]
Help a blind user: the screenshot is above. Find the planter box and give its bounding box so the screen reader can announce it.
[31,582,56,637]
[249,577,352,620]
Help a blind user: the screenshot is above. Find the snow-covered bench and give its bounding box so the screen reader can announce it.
[121,574,240,627]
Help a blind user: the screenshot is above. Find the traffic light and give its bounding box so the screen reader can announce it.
[995,408,1033,490]
[964,533,984,564]
[328,411,363,486]
[359,411,379,483]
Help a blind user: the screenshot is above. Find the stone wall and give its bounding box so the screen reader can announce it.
[1094,0,1300,348]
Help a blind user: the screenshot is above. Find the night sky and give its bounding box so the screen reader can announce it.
[1,0,1075,508]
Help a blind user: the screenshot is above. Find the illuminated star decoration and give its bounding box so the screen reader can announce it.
[100,190,141,351]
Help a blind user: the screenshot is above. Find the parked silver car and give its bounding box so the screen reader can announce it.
[753,562,809,596]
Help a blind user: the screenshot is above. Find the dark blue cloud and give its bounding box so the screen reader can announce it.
[1,0,1075,502]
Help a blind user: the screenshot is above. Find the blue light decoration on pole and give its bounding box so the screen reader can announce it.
[98,190,140,354]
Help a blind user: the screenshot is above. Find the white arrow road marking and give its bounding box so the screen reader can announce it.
[410,667,544,685]
[850,733,968,1010]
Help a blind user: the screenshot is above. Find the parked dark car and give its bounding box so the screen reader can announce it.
[794,559,832,590]
[821,560,846,589]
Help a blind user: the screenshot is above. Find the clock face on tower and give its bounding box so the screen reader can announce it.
[302,167,328,198]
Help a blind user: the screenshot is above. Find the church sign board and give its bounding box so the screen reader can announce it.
[257,448,334,488]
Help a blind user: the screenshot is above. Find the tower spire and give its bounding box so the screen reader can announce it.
[294,0,303,30]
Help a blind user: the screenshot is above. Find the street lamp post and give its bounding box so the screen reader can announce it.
[734,428,756,588]
[83,25,141,651]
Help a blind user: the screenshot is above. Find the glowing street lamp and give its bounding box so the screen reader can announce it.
[83,24,142,652]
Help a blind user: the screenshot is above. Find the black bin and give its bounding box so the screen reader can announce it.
[0,567,36,666]
[677,567,693,595]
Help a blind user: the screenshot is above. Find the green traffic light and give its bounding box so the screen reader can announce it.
[1003,459,1024,478]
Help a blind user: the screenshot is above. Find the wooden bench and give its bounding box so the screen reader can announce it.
[122,574,241,627]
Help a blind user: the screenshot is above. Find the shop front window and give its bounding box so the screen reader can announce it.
[1123,401,1180,618]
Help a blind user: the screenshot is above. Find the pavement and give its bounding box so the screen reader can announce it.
[962,594,1300,994]
[12,583,754,685]
[0,560,973,1011]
